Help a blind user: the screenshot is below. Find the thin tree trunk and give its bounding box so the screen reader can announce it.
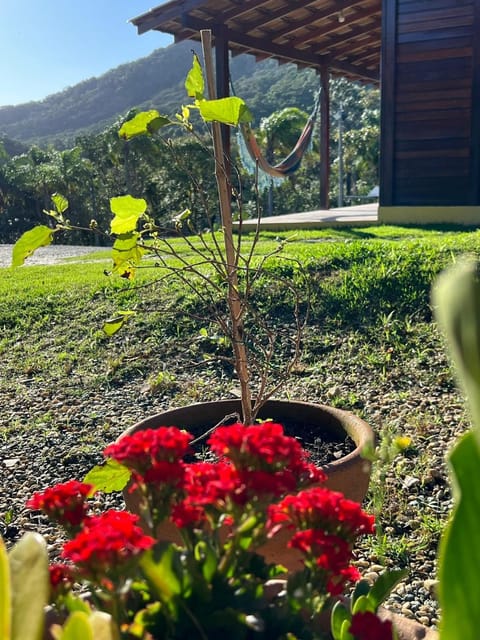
[201,30,253,424]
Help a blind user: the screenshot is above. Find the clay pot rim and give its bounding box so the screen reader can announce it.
[121,398,375,475]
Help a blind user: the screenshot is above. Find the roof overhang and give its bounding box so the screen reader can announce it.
[130,0,381,85]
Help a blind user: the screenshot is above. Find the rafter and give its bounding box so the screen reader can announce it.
[131,0,382,85]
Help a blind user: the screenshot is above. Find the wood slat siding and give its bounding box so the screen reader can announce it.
[380,0,480,206]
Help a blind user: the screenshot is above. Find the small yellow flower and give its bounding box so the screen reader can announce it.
[395,436,412,450]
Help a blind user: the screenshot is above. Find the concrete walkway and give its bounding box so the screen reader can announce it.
[237,202,379,231]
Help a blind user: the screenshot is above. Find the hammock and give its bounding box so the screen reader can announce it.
[237,91,321,187]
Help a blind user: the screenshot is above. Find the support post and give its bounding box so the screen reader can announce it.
[213,24,231,166]
[319,66,330,210]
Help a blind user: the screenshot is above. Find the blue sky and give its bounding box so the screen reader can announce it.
[0,1,173,106]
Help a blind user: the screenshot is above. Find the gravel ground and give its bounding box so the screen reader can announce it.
[0,245,468,632]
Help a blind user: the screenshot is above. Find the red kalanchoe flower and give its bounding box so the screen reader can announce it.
[26,480,94,529]
[208,422,326,490]
[48,563,75,599]
[171,501,206,528]
[142,460,186,487]
[182,461,240,507]
[62,510,155,582]
[208,422,302,469]
[267,487,375,540]
[349,611,394,640]
[104,427,193,474]
[289,529,360,595]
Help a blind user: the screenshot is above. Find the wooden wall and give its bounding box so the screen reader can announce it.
[380,0,480,207]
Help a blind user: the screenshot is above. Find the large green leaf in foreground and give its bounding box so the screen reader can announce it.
[9,533,49,640]
[0,537,11,639]
[438,432,480,640]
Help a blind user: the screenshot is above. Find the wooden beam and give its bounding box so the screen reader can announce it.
[472,0,480,204]
[270,0,375,46]
[379,0,397,206]
[182,14,379,82]
[131,0,207,34]
[320,67,330,210]
[213,24,231,170]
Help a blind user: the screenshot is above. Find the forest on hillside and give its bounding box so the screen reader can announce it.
[0,42,379,244]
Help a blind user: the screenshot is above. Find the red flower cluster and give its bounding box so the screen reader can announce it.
[26,480,95,529]
[267,487,374,595]
[62,510,155,580]
[289,529,360,594]
[268,487,375,540]
[349,611,394,640]
[208,422,326,483]
[27,422,375,604]
[48,563,75,599]
[104,427,192,474]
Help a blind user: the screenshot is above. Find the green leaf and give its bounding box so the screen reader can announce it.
[140,544,183,601]
[9,533,49,640]
[0,537,11,640]
[112,232,146,275]
[11,226,54,267]
[110,195,147,235]
[102,310,136,336]
[340,618,354,640]
[197,97,252,126]
[432,260,480,447]
[185,54,204,99]
[351,579,371,606]
[366,569,407,610]
[52,193,69,214]
[63,593,92,615]
[351,594,370,614]
[194,541,217,583]
[84,459,131,493]
[438,432,480,640]
[58,611,94,640]
[87,611,119,640]
[119,111,171,140]
[330,601,351,640]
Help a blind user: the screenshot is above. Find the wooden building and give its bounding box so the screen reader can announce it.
[130,0,480,225]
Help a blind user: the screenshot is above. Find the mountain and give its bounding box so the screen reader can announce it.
[0,40,319,149]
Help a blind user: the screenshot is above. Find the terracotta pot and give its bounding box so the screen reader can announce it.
[121,399,375,571]
[379,608,438,640]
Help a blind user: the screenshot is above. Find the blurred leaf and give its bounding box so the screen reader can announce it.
[351,579,370,606]
[197,97,252,126]
[112,232,146,276]
[110,195,147,235]
[140,545,183,601]
[11,226,54,267]
[58,611,94,640]
[9,533,49,640]
[52,193,69,214]
[330,601,351,640]
[119,111,171,140]
[102,310,136,336]
[84,459,131,493]
[438,432,480,640]
[366,569,407,610]
[0,537,11,640]
[432,260,480,447]
[185,54,204,100]
[351,594,370,614]
[88,611,120,640]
